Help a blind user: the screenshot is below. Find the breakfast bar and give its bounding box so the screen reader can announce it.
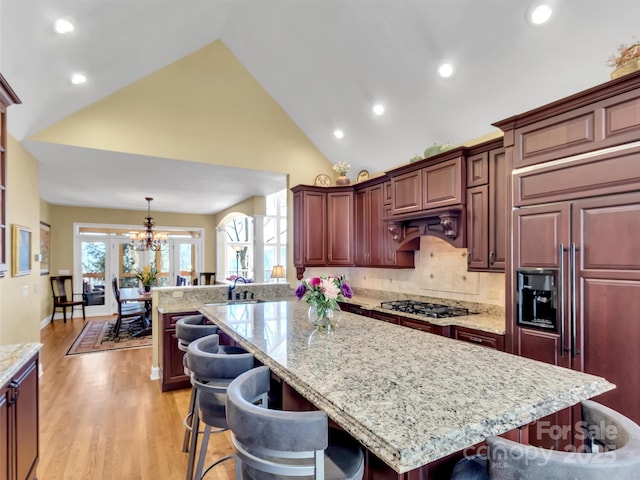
[200,300,614,475]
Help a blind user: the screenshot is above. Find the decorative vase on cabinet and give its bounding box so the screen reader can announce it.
[336,175,350,185]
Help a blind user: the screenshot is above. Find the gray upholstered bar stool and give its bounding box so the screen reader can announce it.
[451,400,640,480]
[186,334,255,480]
[175,315,219,453]
[226,365,365,480]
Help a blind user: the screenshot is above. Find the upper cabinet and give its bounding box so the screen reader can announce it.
[466,139,507,272]
[292,185,354,279]
[0,74,22,278]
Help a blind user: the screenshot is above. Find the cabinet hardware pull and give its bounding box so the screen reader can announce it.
[489,251,495,265]
[570,243,580,358]
[559,244,566,357]
[468,336,483,343]
[467,251,471,265]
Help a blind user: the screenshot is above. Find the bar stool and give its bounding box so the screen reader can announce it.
[226,365,365,480]
[175,315,219,454]
[186,334,255,480]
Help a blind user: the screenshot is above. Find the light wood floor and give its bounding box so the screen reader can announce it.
[38,317,236,480]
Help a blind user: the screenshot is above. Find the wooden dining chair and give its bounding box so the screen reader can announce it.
[50,275,86,323]
[111,277,146,336]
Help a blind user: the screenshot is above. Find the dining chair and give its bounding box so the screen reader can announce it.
[111,277,146,336]
[194,272,216,286]
[176,275,187,286]
[50,275,86,323]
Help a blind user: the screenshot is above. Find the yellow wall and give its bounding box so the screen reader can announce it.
[0,136,42,344]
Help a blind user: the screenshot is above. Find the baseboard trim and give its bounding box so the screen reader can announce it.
[40,317,52,329]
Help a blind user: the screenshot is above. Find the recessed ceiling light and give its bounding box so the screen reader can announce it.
[372,103,385,116]
[334,129,344,139]
[528,2,554,25]
[53,18,74,34]
[438,63,454,78]
[71,73,87,85]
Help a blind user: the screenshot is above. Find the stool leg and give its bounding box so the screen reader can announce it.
[194,424,212,480]
[183,385,197,452]
[186,401,201,480]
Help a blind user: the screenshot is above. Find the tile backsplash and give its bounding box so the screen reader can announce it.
[303,236,506,307]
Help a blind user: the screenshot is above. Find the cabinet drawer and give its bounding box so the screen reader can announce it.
[453,326,505,351]
[370,311,401,325]
[402,318,449,336]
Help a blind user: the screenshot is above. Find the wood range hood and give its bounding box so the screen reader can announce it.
[383,205,466,252]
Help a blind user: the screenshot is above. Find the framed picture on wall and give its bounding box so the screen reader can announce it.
[12,225,32,277]
[40,221,50,276]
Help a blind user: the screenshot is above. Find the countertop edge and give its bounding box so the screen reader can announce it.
[0,342,42,387]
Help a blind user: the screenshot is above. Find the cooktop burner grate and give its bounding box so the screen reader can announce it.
[380,300,471,318]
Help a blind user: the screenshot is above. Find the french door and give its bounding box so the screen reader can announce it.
[75,230,203,317]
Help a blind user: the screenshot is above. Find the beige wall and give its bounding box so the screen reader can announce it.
[0,136,42,344]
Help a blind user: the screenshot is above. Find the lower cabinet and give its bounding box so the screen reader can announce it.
[160,311,199,392]
[452,326,505,351]
[0,353,39,480]
[402,318,449,337]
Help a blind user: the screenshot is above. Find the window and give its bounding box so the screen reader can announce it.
[226,214,252,280]
[264,189,287,282]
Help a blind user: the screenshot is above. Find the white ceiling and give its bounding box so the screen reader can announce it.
[1,0,639,215]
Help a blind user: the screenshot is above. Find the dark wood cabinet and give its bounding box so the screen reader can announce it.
[292,185,354,279]
[370,310,401,325]
[452,326,505,351]
[0,352,39,480]
[160,310,199,392]
[402,318,449,336]
[355,183,385,266]
[466,142,506,272]
[422,156,464,210]
[390,169,422,215]
[0,74,21,278]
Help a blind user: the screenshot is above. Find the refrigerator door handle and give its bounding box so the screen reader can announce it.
[559,244,566,357]
[570,242,580,358]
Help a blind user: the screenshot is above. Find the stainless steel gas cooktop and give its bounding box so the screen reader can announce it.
[380,300,471,318]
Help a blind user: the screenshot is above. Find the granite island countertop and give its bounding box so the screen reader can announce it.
[200,300,612,473]
[0,343,42,387]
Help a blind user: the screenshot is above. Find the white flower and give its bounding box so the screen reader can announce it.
[321,278,340,300]
[332,161,350,176]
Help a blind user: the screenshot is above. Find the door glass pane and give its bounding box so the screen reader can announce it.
[81,240,106,306]
[152,245,170,286]
[120,243,141,287]
[179,243,195,284]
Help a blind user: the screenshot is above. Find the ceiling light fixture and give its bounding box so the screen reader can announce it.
[438,63,454,78]
[129,197,168,251]
[528,2,554,25]
[53,18,74,34]
[71,73,86,85]
[334,129,344,139]
[372,103,385,116]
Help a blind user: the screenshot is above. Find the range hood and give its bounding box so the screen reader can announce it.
[385,205,466,251]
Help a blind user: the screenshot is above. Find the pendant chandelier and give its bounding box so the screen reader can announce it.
[130,197,168,251]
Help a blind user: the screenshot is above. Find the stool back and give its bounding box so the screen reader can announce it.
[175,315,218,352]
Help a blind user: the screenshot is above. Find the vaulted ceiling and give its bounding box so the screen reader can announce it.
[2,0,638,214]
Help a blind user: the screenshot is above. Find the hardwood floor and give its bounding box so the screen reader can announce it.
[38,317,235,480]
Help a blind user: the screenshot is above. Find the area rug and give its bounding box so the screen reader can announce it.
[66,319,151,355]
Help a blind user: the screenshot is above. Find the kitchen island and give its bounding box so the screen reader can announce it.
[200,300,613,476]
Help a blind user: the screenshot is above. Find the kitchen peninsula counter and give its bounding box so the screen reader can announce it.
[0,342,42,386]
[200,300,613,474]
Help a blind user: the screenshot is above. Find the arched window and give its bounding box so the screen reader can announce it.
[225,214,253,280]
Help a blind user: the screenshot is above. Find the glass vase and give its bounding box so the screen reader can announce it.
[308,303,342,330]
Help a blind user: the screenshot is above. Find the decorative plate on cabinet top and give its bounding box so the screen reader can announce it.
[314,174,331,187]
[357,170,369,183]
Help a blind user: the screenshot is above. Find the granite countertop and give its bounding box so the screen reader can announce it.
[346,294,506,335]
[0,343,42,386]
[200,301,613,473]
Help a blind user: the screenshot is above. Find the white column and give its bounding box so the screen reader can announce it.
[216,226,227,281]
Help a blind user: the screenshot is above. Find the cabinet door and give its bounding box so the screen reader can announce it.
[466,152,489,187]
[513,203,570,269]
[0,386,8,480]
[488,148,507,271]
[302,191,327,266]
[14,359,38,480]
[354,190,369,265]
[161,311,199,391]
[391,170,422,214]
[327,191,353,265]
[368,184,385,266]
[466,185,488,270]
[422,157,464,209]
[573,192,640,422]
